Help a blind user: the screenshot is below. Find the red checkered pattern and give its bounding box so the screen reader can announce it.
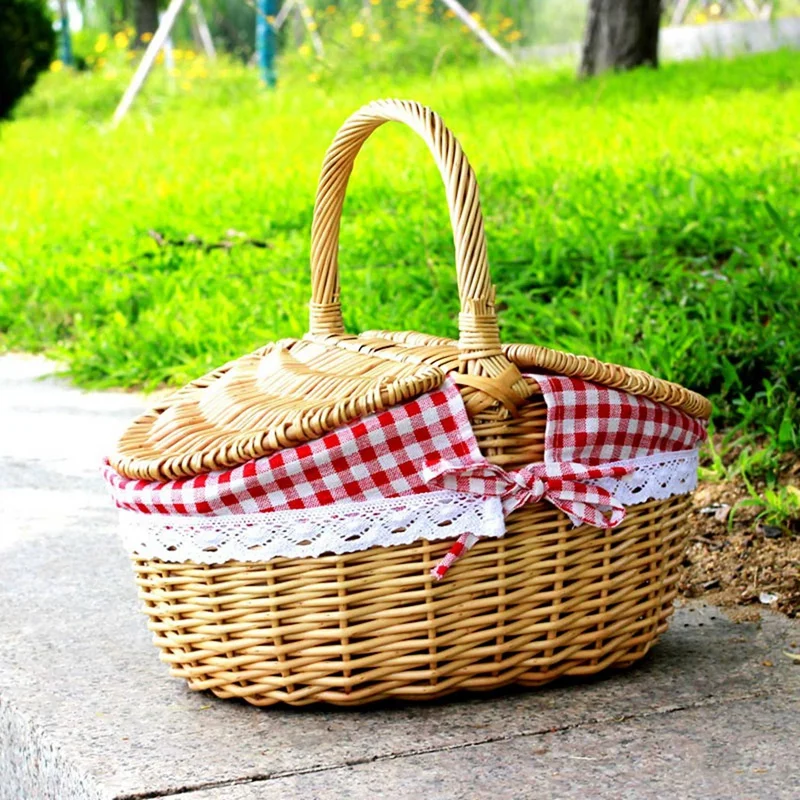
[424,458,632,528]
[431,532,479,580]
[103,379,479,515]
[424,458,633,579]
[104,372,707,579]
[534,374,707,465]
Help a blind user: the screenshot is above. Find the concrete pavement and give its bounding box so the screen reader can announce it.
[1,355,798,799]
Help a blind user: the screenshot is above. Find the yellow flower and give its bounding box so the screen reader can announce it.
[369,32,381,42]
[351,21,366,38]
[184,49,196,60]
[96,56,106,68]
[325,4,336,14]
[308,72,319,83]
[499,17,514,31]
[180,80,192,91]
[370,0,381,5]
[470,11,482,24]
[173,48,184,60]
[308,21,318,31]
[298,43,312,57]
[505,30,522,43]
[444,9,455,18]
[301,6,312,17]
[49,59,63,72]
[94,33,108,53]
[709,2,721,15]
[266,15,275,23]
[141,31,153,43]
[125,25,134,38]
[113,31,129,49]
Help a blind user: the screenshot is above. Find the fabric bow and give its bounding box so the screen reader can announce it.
[424,458,633,529]
[423,458,635,580]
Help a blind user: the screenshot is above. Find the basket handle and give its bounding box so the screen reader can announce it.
[308,99,529,410]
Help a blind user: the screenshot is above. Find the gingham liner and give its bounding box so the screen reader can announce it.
[104,379,478,515]
[103,374,706,577]
[534,374,707,464]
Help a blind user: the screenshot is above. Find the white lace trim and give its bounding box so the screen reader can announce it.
[119,449,699,564]
[586,448,699,505]
[120,492,505,564]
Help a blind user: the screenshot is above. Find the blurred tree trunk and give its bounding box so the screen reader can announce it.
[135,0,159,46]
[580,0,661,77]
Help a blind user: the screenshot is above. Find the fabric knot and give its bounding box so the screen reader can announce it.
[423,458,633,529]
[424,457,636,580]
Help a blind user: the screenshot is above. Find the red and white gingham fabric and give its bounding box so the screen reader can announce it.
[103,373,706,579]
[431,532,480,581]
[534,374,707,464]
[103,380,478,515]
[424,459,632,527]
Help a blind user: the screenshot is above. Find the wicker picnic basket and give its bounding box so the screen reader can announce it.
[106,99,711,707]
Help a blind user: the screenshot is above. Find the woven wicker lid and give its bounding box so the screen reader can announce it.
[110,342,444,480]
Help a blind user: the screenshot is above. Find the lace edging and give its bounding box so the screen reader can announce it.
[120,450,699,564]
[121,492,505,563]
[587,449,698,504]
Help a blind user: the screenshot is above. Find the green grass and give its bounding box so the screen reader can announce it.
[1,51,799,460]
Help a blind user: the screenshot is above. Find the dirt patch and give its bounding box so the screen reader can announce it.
[680,478,800,619]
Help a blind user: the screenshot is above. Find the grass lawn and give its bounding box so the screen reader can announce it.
[1,50,798,497]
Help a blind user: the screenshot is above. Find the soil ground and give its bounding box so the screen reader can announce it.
[682,457,800,620]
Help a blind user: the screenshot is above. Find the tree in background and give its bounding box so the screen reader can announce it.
[580,0,662,77]
[134,0,159,44]
[0,0,56,120]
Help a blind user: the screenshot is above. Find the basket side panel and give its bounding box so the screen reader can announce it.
[133,495,691,706]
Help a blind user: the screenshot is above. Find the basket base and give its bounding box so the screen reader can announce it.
[134,495,690,707]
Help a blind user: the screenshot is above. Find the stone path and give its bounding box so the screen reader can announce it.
[1,355,797,799]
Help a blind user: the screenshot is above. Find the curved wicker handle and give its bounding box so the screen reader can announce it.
[309,99,510,370]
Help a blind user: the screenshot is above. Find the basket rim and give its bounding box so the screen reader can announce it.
[110,330,710,483]
[356,329,712,421]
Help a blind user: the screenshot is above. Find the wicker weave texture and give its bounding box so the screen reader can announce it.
[117,99,709,706]
[135,495,689,706]
[112,342,445,481]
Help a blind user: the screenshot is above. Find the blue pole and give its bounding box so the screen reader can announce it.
[58,1,74,66]
[256,0,278,87]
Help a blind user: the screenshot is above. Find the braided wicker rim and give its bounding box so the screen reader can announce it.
[355,329,711,420]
